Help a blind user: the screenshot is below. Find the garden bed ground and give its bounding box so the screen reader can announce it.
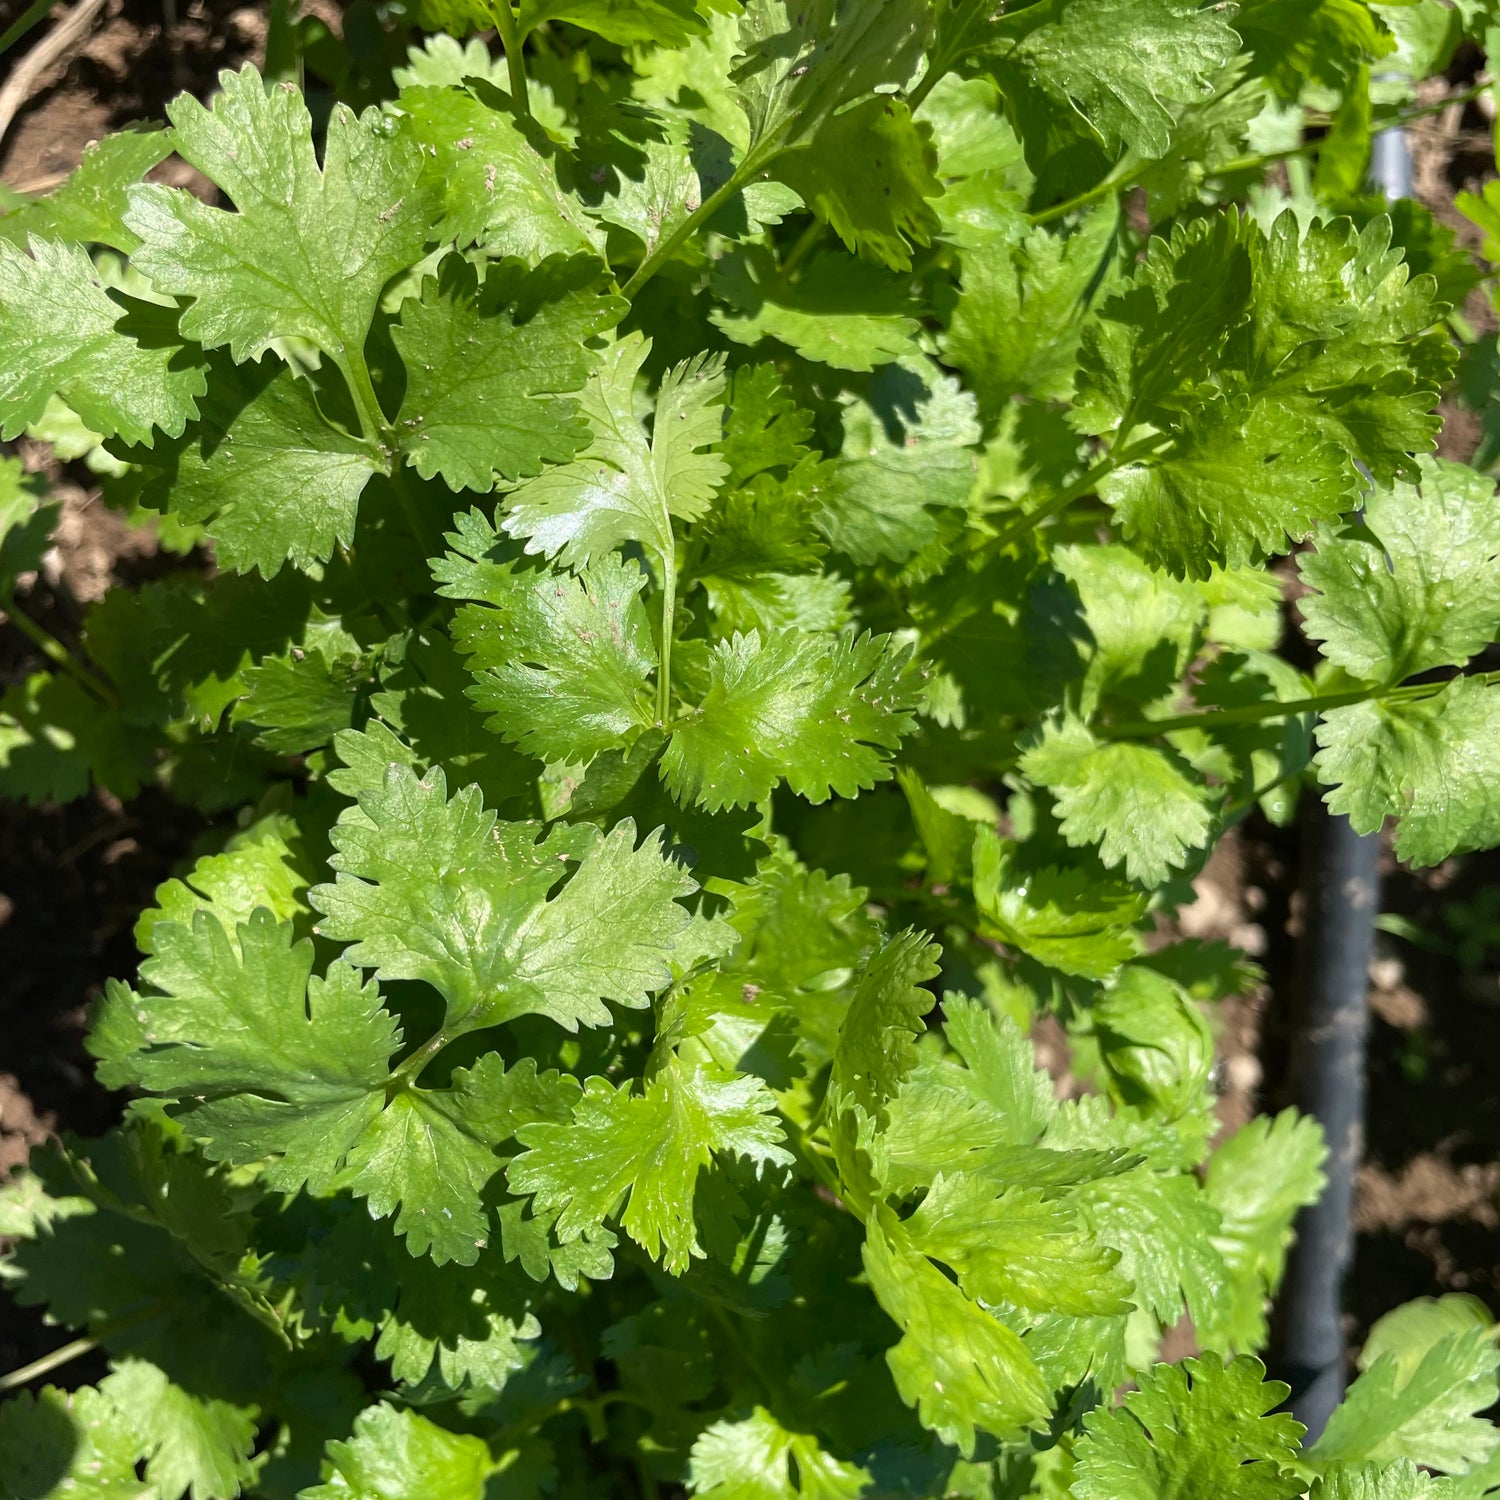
[3,0,1500,1390]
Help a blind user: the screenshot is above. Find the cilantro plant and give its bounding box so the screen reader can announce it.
[5,2,1500,1496]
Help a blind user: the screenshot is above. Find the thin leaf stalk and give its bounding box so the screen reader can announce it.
[656,543,677,727]
[621,168,755,299]
[387,1028,452,1093]
[490,0,531,118]
[0,1302,166,1392]
[0,587,119,708]
[1101,670,1500,742]
[982,434,1170,552]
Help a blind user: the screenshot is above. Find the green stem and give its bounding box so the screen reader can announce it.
[657,547,676,727]
[1029,160,1138,226]
[621,167,756,299]
[1101,672,1498,742]
[984,435,1169,551]
[489,0,531,118]
[340,349,388,449]
[388,1029,451,1092]
[0,1304,165,1392]
[0,587,118,707]
[387,464,443,563]
[1376,78,1490,128]
[780,216,825,279]
[0,1333,99,1393]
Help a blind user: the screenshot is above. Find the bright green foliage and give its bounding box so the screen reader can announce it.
[689,1407,870,1499]
[0,128,172,252]
[503,335,726,568]
[442,542,658,762]
[1093,966,1214,1120]
[662,629,915,810]
[311,763,697,1034]
[0,236,204,443]
[391,255,622,491]
[2,9,1498,1500]
[1312,1298,1500,1474]
[125,67,439,367]
[1301,459,1500,684]
[0,1383,154,1499]
[302,1404,498,1499]
[976,0,1241,161]
[1201,1110,1329,1352]
[1021,719,1214,885]
[135,357,384,576]
[1316,677,1500,868]
[972,826,1147,980]
[1071,1354,1306,1500]
[509,1057,792,1273]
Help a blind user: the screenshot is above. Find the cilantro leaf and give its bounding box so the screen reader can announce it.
[0,458,56,585]
[509,1057,792,1273]
[710,246,922,371]
[732,0,931,160]
[397,83,604,259]
[1071,1353,1305,1500]
[392,254,622,492]
[0,235,204,443]
[1021,718,1215,885]
[662,630,915,810]
[311,763,696,1035]
[1054,542,1205,717]
[1311,1464,1445,1500]
[128,354,383,577]
[126,66,440,366]
[816,358,980,566]
[95,911,396,1189]
[100,1358,259,1500]
[1313,1316,1500,1473]
[96,910,571,1264]
[973,826,1147,981]
[134,818,308,953]
[773,97,942,271]
[0,128,172,252]
[939,207,1117,412]
[0,1382,153,1500]
[1068,1164,1228,1328]
[689,1407,870,1500]
[304,1403,500,1500]
[1103,395,1353,580]
[976,0,1241,161]
[1301,458,1500,685]
[903,1173,1132,1316]
[861,1209,1050,1455]
[1316,677,1500,868]
[1234,215,1452,490]
[440,534,659,764]
[1236,0,1395,96]
[504,335,726,567]
[1200,1110,1328,1353]
[1074,212,1254,438]
[830,929,941,1116]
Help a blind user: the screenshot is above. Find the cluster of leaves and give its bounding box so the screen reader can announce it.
[5,0,1500,1495]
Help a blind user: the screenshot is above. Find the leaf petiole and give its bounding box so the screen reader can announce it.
[0,587,119,708]
[983,434,1171,551]
[621,167,756,299]
[1101,671,1500,742]
[489,0,531,119]
[0,1301,166,1392]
